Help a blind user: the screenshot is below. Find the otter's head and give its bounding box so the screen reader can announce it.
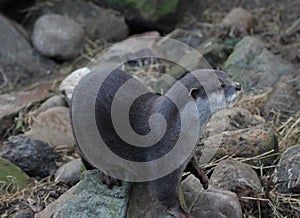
[182,70,242,116]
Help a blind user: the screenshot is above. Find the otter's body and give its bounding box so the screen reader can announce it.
[72,68,241,217]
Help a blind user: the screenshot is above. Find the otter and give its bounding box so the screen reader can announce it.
[71,68,241,218]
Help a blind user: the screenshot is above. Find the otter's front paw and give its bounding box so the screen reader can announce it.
[99,172,121,189]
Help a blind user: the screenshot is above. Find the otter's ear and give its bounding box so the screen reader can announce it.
[189,88,199,99]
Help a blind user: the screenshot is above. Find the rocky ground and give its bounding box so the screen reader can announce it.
[0,0,299,217]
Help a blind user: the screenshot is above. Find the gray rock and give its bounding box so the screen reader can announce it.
[1,135,60,179]
[36,170,130,218]
[191,188,242,218]
[210,159,262,193]
[181,175,203,211]
[196,108,278,166]
[34,0,128,41]
[273,145,300,194]
[210,159,264,212]
[224,36,298,92]
[32,14,84,60]
[261,81,300,118]
[11,209,34,218]
[204,107,261,136]
[25,106,75,148]
[0,82,53,136]
[198,124,278,166]
[0,14,56,91]
[59,67,91,105]
[55,159,81,186]
[37,95,67,114]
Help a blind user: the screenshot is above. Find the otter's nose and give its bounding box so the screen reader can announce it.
[235,83,241,91]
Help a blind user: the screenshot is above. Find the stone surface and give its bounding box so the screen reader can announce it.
[59,67,91,105]
[55,159,81,186]
[198,125,278,166]
[224,36,298,92]
[0,156,31,192]
[191,188,243,218]
[210,159,262,210]
[210,159,262,192]
[273,145,300,194]
[1,135,60,179]
[36,170,130,218]
[35,0,128,41]
[0,14,55,91]
[181,175,203,211]
[25,106,75,148]
[32,14,84,60]
[261,81,300,118]
[220,7,256,37]
[37,95,67,114]
[196,108,278,166]
[0,82,53,136]
[11,209,34,218]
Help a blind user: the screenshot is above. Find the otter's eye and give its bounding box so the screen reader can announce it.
[189,88,199,99]
[221,83,225,88]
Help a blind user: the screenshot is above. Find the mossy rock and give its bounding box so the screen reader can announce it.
[0,157,31,192]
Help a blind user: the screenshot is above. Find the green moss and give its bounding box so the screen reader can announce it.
[0,157,30,192]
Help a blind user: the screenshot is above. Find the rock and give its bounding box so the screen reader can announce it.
[36,170,130,218]
[0,14,56,91]
[59,67,91,105]
[273,145,300,194]
[191,188,243,218]
[11,208,34,218]
[210,159,262,191]
[196,108,278,166]
[210,159,262,211]
[224,36,298,92]
[25,107,75,148]
[220,7,256,37]
[55,159,81,186]
[33,0,128,41]
[0,82,53,137]
[0,156,31,192]
[261,81,300,118]
[32,14,84,60]
[1,135,60,179]
[182,175,243,217]
[198,125,278,166]
[181,175,203,211]
[204,107,261,135]
[37,95,67,114]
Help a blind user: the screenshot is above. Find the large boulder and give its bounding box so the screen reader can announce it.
[32,14,84,60]
[1,135,60,179]
[224,36,298,92]
[196,108,278,166]
[27,0,128,41]
[0,14,56,92]
[25,107,75,148]
[273,145,300,194]
[36,170,130,218]
[0,82,53,137]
